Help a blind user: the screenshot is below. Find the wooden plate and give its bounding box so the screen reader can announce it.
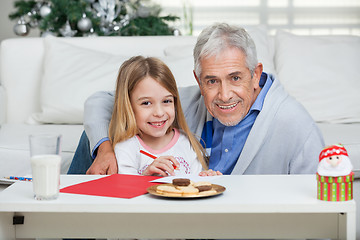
[147,183,226,198]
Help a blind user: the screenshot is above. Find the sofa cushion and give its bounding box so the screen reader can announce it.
[29,37,196,124]
[30,37,128,124]
[160,55,195,87]
[274,30,360,124]
[0,124,84,177]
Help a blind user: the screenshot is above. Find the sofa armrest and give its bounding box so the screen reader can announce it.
[0,85,6,124]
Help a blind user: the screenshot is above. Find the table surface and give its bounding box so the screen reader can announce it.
[0,174,356,214]
[0,174,357,240]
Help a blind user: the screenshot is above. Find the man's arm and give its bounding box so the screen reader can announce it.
[83,91,117,174]
[84,91,115,152]
[289,123,325,174]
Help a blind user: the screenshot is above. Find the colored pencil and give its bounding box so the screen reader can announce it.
[140,150,157,159]
[139,150,178,169]
[5,176,32,181]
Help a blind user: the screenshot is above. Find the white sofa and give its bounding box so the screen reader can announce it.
[1,26,360,178]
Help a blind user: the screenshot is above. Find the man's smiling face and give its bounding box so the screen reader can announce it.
[196,47,262,126]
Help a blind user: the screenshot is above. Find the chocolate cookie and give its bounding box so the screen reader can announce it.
[195,185,213,192]
[172,178,191,186]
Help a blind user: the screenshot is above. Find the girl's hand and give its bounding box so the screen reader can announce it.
[142,156,180,176]
[199,169,223,176]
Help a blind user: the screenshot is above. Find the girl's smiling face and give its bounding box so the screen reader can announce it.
[130,76,175,143]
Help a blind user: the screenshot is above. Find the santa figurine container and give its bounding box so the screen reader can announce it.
[316,144,354,201]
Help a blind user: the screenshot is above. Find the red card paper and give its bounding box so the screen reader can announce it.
[60,174,161,199]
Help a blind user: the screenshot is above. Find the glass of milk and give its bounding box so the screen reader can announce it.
[29,134,62,200]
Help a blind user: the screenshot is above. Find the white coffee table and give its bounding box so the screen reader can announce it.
[0,174,356,239]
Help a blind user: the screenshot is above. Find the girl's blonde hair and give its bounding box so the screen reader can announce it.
[109,56,208,169]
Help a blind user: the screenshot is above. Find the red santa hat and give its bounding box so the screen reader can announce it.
[319,144,348,162]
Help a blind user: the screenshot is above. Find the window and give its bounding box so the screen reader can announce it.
[154,0,360,36]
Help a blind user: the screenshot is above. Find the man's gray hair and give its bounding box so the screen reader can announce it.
[193,23,258,80]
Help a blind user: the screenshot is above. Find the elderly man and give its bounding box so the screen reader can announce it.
[68,23,324,175]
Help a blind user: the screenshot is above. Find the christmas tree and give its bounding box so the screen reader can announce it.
[9,0,179,37]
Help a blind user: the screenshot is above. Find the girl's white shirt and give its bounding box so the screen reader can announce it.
[115,128,203,175]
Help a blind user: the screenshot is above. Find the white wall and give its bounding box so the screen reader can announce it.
[0,0,40,43]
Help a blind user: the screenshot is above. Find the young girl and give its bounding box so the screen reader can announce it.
[109,56,219,176]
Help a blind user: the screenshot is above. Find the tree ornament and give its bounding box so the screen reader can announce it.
[84,28,98,37]
[59,21,77,37]
[24,11,38,28]
[119,14,130,27]
[112,21,121,31]
[23,11,32,23]
[41,30,56,37]
[173,28,181,36]
[137,5,150,18]
[93,0,120,24]
[39,4,52,18]
[13,17,29,36]
[77,13,92,32]
[29,18,39,28]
